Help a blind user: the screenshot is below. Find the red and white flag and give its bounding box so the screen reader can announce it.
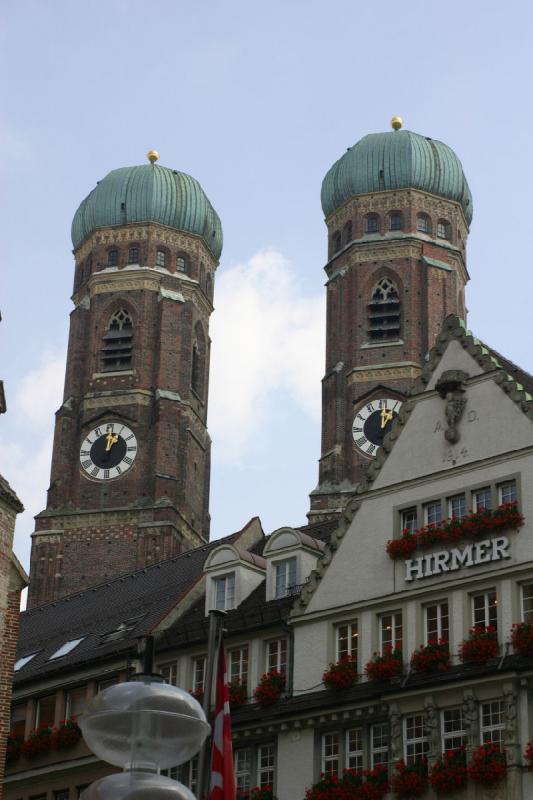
[208,644,236,800]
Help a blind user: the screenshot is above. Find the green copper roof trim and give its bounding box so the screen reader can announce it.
[72,164,223,259]
[321,129,473,224]
[423,256,453,272]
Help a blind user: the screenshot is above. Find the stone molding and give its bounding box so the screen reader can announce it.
[347,364,422,384]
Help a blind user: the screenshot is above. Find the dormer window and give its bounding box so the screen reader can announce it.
[214,573,235,610]
[274,557,297,598]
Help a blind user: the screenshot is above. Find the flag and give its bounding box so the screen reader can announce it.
[208,644,236,800]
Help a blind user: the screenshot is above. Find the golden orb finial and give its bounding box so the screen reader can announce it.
[147,149,160,164]
[391,116,403,131]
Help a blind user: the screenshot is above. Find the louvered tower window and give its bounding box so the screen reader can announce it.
[101,310,133,371]
[367,278,401,341]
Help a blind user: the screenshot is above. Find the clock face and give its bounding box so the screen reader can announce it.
[352,398,402,456]
[79,422,138,480]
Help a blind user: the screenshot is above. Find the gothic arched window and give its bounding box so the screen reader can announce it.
[101,309,133,371]
[191,322,206,399]
[343,220,353,245]
[367,277,401,342]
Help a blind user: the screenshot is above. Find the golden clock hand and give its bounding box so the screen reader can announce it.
[105,432,119,452]
[380,408,394,429]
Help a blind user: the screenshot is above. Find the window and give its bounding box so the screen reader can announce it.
[229,646,249,687]
[206,273,213,299]
[448,494,466,519]
[336,621,358,662]
[367,277,401,341]
[258,743,276,788]
[480,701,505,745]
[191,322,206,398]
[176,255,186,272]
[35,694,56,728]
[343,220,353,245]
[389,211,402,231]
[472,590,498,629]
[235,747,253,793]
[424,500,442,526]
[127,247,139,264]
[10,703,26,738]
[159,661,179,686]
[55,791,69,800]
[442,708,468,750]
[66,686,87,719]
[176,757,198,792]
[522,583,533,623]
[473,486,492,511]
[107,249,118,266]
[498,480,517,504]
[235,745,276,792]
[267,638,287,674]
[401,508,417,534]
[437,220,451,240]
[214,573,235,610]
[156,249,166,267]
[49,637,85,660]
[274,557,297,598]
[321,732,340,775]
[366,214,379,233]
[404,715,429,763]
[371,723,389,768]
[193,656,206,692]
[416,214,431,234]
[101,309,133,371]
[425,602,449,644]
[332,231,342,253]
[14,653,37,671]
[380,612,402,653]
[346,728,363,770]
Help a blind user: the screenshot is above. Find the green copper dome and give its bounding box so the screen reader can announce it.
[321,129,472,225]
[72,163,223,259]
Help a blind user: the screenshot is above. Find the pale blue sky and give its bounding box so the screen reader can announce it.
[2,0,533,572]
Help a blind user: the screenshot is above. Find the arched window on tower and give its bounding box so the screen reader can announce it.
[366,214,380,234]
[389,211,403,231]
[107,249,118,267]
[191,322,206,399]
[367,278,401,342]
[156,249,167,268]
[416,213,432,235]
[101,309,134,371]
[206,273,213,300]
[437,219,451,240]
[343,220,353,245]
[332,231,342,253]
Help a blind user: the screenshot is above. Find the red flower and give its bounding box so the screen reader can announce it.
[228,678,248,708]
[304,765,389,800]
[52,717,82,749]
[364,648,403,682]
[323,656,359,691]
[390,760,427,798]
[410,640,450,673]
[511,622,533,657]
[523,741,533,770]
[429,747,467,794]
[459,626,499,665]
[468,743,506,787]
[254,670,286,707]
[21,726,53,758]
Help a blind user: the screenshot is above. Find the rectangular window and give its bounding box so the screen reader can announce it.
[54,792,70,800]
[424,500,442,526]
[481,701,505,746]
[267,638,287,674]
[404,715,429,764]
[380,612,403,653]
[321,732,340,776]
[473,486,492,511]
[346,728,363,771]
[371,723,389,768]
[425,602,449,644]
[498,480,517,505]
[401,507,418,534]
[448,494,466,519]
[193,656,206,692]
[214,573,235,610]
[35,693,56,728]
[336,621,358,662]
[473,590,498,629]
[442,708,468,751]
[159,661,179,686]
[176,256,186,272]
[235,748,253,793]
[522,583,533,623]
[10,703,26,738]
[274,557,297,598]
[127,247,139,264]
[177,757,198,791]
[156,249,166,267]
[65,686,87,719]
[258,743,276,788]
[229,646,249,686]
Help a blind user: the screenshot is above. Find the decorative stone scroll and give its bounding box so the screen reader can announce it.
[435,369,469,443]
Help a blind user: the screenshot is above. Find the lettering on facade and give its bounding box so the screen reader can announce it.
[404,536,511,582]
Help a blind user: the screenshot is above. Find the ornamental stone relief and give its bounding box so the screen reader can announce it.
[347,365,422,383]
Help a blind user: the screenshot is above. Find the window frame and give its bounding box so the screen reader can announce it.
[234,743,277,792]
[214,572,236,611]
[371,722,389,769]
[159,660,179,686]
[480,700,505,745]
[521,582,533,623]
[192,655,206,692]
[498,480,517,505]
[366,214,379,234]
[472,589,498,629]
[423,500,442,526]
[107,248,119,267]
[389,211,402,231]
[416,214,431,234]
[266,637,288,674]
[441,708,468,751]
[274,557,297,598]
[229,645,249,687]
[424,601,449,645]
[379,611,403,654]
[448,493,466,519]
[65,685,87,719]
[127,246,139,264]
[404,714,429,764]
[401,507,417,534]
[336,620,358,663]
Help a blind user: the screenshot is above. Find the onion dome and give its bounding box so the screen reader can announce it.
[72,158,223,259]
[321,126,472,225]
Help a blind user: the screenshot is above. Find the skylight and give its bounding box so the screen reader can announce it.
[14,653,37,671]
[48,637,85,660]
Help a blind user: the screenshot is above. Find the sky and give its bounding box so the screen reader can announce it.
[1,0,533,578]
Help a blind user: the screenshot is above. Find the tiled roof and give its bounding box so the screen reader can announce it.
[0,473,23,512]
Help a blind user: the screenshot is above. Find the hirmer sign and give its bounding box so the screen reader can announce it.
[404,537,511,582]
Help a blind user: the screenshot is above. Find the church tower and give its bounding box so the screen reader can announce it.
[28,151,222,607]
[309,119,473,521]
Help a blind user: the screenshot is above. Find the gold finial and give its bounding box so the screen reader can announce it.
[391,116,403,131]
[147,149,160,164]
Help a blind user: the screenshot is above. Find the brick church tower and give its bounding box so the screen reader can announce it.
[28,151,222,607]
[309,118,473,521]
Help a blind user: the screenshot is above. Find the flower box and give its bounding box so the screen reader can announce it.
[429,747,467,794]
[304,766,389,800]
[390,759,428,799]
[467,743,506,787]
[6,732,23,764]
[254,670,285,707]
[228,678,248,708]
[53,718,82,749]
[364,648,403,682]
[511,621,533,657]
[410,640,450,673]
[237,787,275,800]
[189,687,205,704]
[386,502,523,560]
[21,726,53,758]
[459,625,499,665]
[322,655,359,691]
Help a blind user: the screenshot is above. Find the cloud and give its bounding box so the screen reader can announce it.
[209,249,325,465]
[15,350,65,429]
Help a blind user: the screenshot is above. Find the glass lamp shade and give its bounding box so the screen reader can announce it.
[80,771,197,799]
[79,678,210,770]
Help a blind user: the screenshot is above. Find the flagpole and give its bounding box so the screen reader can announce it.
[197,608,226,799]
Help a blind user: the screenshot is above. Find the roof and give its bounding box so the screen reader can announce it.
[71,163,223,259]
[0,474,23,512]
[321,129,473,224]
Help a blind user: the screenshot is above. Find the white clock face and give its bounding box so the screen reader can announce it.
[79,422,138,480]
[352,397,402,456]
